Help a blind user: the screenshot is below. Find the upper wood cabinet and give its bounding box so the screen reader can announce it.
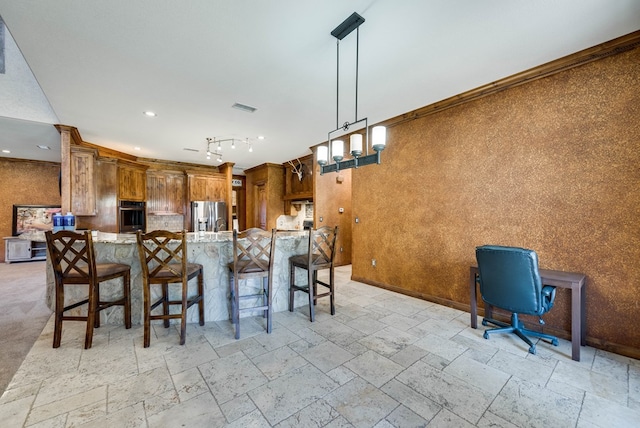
[147,170,185,214]
[70,146,97,215]
[244,163,284,230]
[118,161,148,201]
[283,154,313,201]
[187,173,227,202]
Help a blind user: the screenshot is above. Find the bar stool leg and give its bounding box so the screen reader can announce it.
[330,268,335,315]
[289,263,295,312]
[179,278,188,346]
[53,283,64,348]
[308,266,315,322]
[94,282,101,328]
[144,282,151,348]
[124,272,132,329]
[198,271,205,326]
[85,282,98,349]
[162,283,170,328]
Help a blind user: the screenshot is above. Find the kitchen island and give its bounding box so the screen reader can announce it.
[44,231,310,326]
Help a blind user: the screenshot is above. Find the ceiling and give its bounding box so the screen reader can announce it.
[1,1,639,173]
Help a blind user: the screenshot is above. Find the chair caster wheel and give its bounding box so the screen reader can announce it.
[552,338,559,346]
[481,319,488,326]
[483,332,489,339]
[528,346,536,355]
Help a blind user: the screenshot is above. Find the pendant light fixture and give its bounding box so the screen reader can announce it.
[317,12,386,174]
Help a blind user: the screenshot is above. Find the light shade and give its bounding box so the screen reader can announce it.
[372,126,386,151]
[350,134,363,157]
[332,140,344,162]
[317,146,328,165]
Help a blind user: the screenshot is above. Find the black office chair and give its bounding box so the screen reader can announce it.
[475,245,559,354]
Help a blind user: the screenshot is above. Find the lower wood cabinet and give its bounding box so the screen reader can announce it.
[4,237,47,263]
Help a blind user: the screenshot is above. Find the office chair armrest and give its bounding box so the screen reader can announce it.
[541,285,556,311]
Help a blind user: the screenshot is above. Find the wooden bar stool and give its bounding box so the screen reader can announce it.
[45,230,131,349]
[136,230,205,347]
[289,226,338,322]
[228,228,277,339]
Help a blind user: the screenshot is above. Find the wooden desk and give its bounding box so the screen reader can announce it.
[470,266,586,361]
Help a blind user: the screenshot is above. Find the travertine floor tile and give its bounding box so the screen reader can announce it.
[251,345,308,380]
[298,340,355,373]
[249,364,338,426]
[395,360,493,425]
[146,392,226,427]
[324,377,398,428]
[489,377,582,428]
[199,351,268,404]
[343,350,403,388]
[3,264,640,427]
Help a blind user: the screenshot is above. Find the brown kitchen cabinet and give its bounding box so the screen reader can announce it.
[283,154,313,201]
[70,146,97,215]
[147,170,185,214]
[187,173,227,202]
[244,163,284,230]
[118,161,148,201]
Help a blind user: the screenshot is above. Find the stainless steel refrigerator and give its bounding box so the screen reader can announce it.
[191,201,227,232]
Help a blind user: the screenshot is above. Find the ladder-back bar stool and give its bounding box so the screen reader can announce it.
[289,226,338,322]
[136,230,205,347]
[45,230,132,349]
[228,228,277,339]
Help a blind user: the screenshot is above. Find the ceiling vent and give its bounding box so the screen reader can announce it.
[232,103,257,113]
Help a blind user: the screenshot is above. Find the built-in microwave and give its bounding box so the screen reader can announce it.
[119,201,145,233]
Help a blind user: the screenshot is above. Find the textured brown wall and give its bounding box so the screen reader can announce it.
[314,164,352,266]
[0,158,61,262]
[352,48,640,357]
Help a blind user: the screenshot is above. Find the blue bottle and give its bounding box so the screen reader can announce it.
[63,212,76,231]
[53,213,64,233]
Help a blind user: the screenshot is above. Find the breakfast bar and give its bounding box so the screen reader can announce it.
[44,231,310,326]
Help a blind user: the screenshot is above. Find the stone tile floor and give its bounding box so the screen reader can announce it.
[1,266,639,427]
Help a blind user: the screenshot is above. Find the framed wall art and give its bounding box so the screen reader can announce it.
[12,204,62,236]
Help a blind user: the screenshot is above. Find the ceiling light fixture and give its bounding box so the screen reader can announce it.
[143,111,157,117]
[317,12,386,175]
[205,137,255,163]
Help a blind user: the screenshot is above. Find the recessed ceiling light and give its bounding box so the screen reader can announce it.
[134,146,141,151]
[257,136,265,140]
[143,111,157,117]
[37,145,51,150]
[2,149,10,153]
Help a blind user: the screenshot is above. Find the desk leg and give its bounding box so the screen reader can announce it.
[571,281,584,361]
[470,269,477,328]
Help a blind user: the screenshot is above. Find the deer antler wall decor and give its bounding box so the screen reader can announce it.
[288,159,305,182]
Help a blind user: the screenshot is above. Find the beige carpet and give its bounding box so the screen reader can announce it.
[0,260,52,394]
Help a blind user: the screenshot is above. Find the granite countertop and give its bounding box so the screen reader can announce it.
[23,230,307,244]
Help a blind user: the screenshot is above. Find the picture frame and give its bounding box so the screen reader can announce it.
[12,204,62,236]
